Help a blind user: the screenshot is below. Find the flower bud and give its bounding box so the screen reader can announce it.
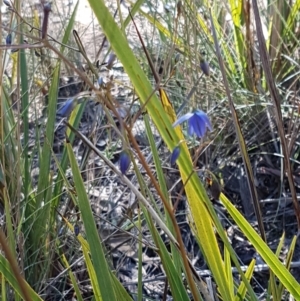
[74,224,80,236]
[98,77,104,86]
[6,34,12,45]
[4,0,11,7]
[119,151,130,175]
[200,60,210,76]
[106,53,116,70]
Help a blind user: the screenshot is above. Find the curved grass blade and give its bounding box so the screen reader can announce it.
[267,232,285,301]
[277,235,297,300]
[0,247,43,301]
[111,273,134,301]
[220,192,300,299]
[234,259,255,301]
[224,245,234,300]
[61,254,84,301]
[80,237,102,301]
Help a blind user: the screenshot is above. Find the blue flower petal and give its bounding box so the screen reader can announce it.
[119,151,131,175]
[173,109,212,138]
[172,112,193,127]
[57,98,77,117]
[170,146,180,165]
[187,122,194,136]
[195,110,212,130]
[190,114,206,137]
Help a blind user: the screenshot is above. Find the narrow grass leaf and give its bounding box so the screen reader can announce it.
[66,142,117,301]
[34,64,60,248]
[220,193,300,299]
[234,259,255,301]
[142,206,192,301]
[61,254,84,301]
[267,232,285,301]
[20,35,30,216]
[277,235,297,299]
[224,246,234,300]
[80,237,102,301]
[0,254,43,301]
[138,208,143,301]
[111,273,134,301]
[52,101,86,210]
[143,112,182,275]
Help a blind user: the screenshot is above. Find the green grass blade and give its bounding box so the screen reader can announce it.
[33,0,79,250]
[61,254,84,301]
[277,235,297,299]
[20,40,30,210]
[0,254,43,301]
[80,237,102,301]
[221,193,300,299]
[224,245,234,300]
[60,0,79,53]
[234,259,255,301]
[111,273,134,301]
[66,142,117,301]
[142,206,193,301]
[33,64,60,247]
[267,232,285,301]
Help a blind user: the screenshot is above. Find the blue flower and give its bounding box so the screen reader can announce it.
[57,98,78,117]
[119,151,130,175]
[173,109,212,138]
[170,146,180,165]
